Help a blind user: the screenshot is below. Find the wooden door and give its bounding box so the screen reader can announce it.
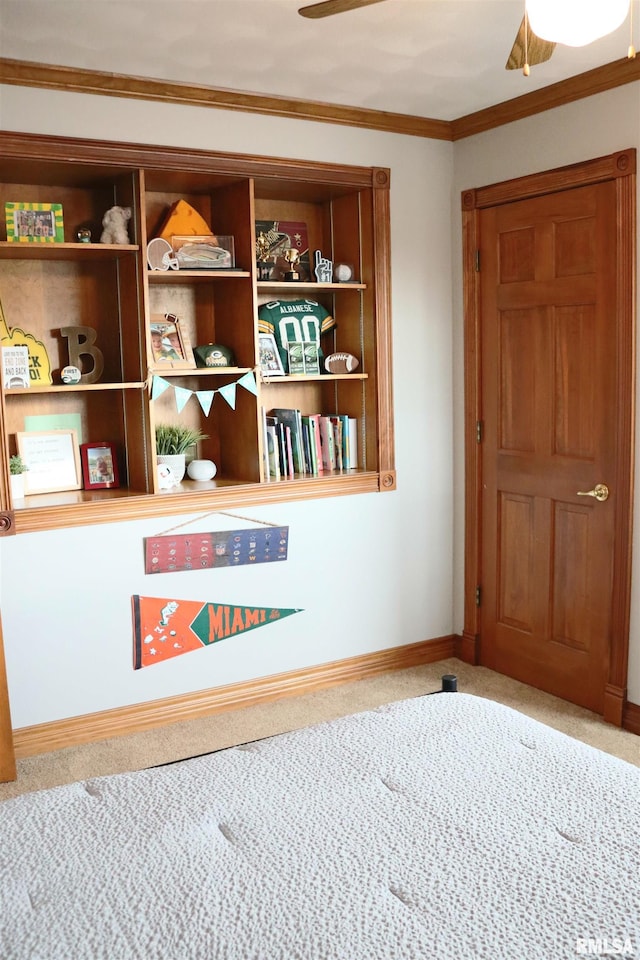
[462,152,635,723]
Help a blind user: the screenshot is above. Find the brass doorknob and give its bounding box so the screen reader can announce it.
[577,483,609,502]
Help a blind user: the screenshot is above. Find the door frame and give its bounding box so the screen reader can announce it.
[0,613,16,782]
[461,149,636,725]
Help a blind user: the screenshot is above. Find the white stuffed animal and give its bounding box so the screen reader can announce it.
[100,205,132,244]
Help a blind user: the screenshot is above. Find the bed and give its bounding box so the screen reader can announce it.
[1,691,639,959]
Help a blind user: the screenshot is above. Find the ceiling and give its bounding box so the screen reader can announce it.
[1,0,639,122]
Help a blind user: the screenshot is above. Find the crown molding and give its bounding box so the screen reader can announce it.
[1,55,640,142]
[451,56,640,140]
[0,58,451,141]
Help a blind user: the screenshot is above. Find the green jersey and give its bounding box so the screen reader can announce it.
[258,299,335,372]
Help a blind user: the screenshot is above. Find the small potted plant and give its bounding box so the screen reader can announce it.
[9,454,28,500]
[155,424,209,483]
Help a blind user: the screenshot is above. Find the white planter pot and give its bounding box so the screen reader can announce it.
[10,473,25,500]
[156,453,186,483]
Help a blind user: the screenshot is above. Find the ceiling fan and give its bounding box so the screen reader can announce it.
[298,0,592,74]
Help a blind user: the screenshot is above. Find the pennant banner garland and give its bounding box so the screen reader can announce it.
[144,527,289,574]
[151,371,257,414]
[132,594,303,668]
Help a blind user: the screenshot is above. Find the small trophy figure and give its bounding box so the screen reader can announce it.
[283,247,301,281]
[255,232,272,280]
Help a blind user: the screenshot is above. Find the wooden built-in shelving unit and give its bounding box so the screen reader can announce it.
[0,131,395,534]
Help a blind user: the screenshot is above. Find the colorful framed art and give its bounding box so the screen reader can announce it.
[5,202,64,243]
[80,442,120,490]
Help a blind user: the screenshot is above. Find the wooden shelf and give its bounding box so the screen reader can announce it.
[261,373,368,383]
[257,281,366,292]
[0,241,139,260]
[5,382,147,395]
[148,269,251,282]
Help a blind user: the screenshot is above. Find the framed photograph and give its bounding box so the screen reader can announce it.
[5,201,64,243]
[17,430,82,495]
[259,333,285,376]
[150,313,195,370]
[80,442,120,490]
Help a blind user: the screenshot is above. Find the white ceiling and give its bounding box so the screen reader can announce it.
[1,0,638,122]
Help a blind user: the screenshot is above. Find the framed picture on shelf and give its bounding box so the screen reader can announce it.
[259,333,285,376]
[80,442,120,490]
[5,201,64,243]
[150,313,195,370]
[17,429,82,495]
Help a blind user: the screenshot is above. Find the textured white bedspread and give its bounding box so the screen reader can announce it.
[1,693,639,960]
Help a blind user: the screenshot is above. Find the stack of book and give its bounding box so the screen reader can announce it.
[262,407,358,479]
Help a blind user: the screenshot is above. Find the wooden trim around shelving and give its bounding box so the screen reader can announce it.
[10,473,384,535]
[0,128,381,188]
[3,56,640,141]
[12,634,457,758]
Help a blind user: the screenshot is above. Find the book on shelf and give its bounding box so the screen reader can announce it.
[301,416,318,475]
[284,425,294,478]
[264,415,281,480]
[345,417,358,470]
[348,417,358,470]
[328,414,358,470]
[307,414,323,474]
[270,408,305,475]
[330,416,344,471]
[267,408,358,477]
[276,422,288,477]
[318,416,336,471]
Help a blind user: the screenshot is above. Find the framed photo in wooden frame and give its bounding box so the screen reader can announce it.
[5,202,64,243]
[150,313,195,370]
[80,442,120,490]
[259,333,285,376]
[17,429,82,494]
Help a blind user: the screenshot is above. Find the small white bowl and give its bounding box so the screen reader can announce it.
[187,459,217,481]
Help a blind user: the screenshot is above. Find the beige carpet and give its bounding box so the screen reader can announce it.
[1,657,639,802]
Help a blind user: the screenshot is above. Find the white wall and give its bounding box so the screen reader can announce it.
[451,84,640,701]
[0,85,455,727]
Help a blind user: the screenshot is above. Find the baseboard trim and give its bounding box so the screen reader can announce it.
[13,635,456,758]
[603,682,625,727]
[622,699,640,736]
[455,631,478,665]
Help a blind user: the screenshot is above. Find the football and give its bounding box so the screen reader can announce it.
[324,352,359,374]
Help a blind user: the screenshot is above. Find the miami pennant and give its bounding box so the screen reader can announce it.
[132,595,302,668]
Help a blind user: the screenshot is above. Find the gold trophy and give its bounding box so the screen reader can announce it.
[255,232,272,280]
[283,247,301,281]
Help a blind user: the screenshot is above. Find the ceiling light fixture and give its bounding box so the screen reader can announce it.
[526,0,630,47]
